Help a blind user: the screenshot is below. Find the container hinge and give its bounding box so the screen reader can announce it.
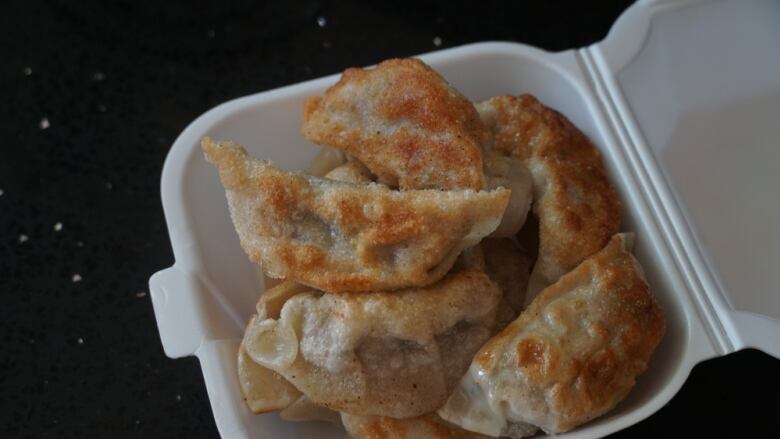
[576,46,735,356]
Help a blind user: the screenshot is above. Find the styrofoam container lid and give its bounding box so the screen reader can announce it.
[149,0,780,437]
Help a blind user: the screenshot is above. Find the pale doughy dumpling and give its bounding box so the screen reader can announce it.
[307,146,348,177]
[237,341,302,414]
[279,395,342,426]
[324,159,375,184]
[237,281,308,414]
[477,95,621,300]
[243,269,501,419]
[438,234,665,437]
[203,137,509,293]
[341,412,492,439]
[302,58,488,190]
[482,153,533,238]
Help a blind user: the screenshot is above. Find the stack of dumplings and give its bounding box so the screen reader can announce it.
[203,58,665,438]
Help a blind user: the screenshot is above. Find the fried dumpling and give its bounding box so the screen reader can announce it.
[279,395,342,426]
[237,281,308,414]
[203,137,509,293]
[324,159,375,184]
[237,341,302,414]
[438,234,665,437]
[482,153,533,238]
[482,238,532,329]
[307,146,348,177]
[341,412,492,439]
[302,58,488,190]
[242,269,501,419]
[477,95,621,299]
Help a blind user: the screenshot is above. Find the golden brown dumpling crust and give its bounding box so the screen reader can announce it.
[203,137,509,293]
[477,95,622,287]
[438,234,665,436]
[342,412,492,439]
[302,58,488,190]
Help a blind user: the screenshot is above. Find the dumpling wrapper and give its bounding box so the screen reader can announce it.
[243,269,502,419]
[307,146,348,177]
[237,281,309,414]
[341,412,492,439]
[302,58,489,191]
[279,395,343,426]
[482,238,532,329]
[477,95,621,301]
[202,137,509,293]
[324,159,375,184]
[482,153,533,238]
[438,234,665,437]
[237,341,302,414]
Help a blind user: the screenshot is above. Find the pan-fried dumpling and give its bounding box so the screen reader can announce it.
[203,137,509,293]
[279,395,342,426]
[341,412,492,439]
[477,95,621,299]
[482,153,533,238]
[237,341,302,414]
[307,146,348,177]
[324,159,375,184]
[482,239,532,329]
[302,58,488,190]
[243,269,501,419]
[438,234,665,437]
[237,281,308,414]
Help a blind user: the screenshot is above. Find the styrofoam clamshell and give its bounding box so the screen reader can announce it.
[149,0,780,437]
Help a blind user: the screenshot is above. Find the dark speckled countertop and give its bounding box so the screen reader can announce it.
[1,1,778,437]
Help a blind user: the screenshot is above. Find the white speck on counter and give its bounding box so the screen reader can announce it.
[433,36,442,47]
[76,241,84,247]
[77,337,84,344]
[23,66,32,76]
[136,291,147,298]
[54,222,63,232]
[176,394,182,401]
[317,16,327,27]
[106,182,113,190]
[0,189,4,196]
[39,117,50,130]
[72,273,82,282]
[207,28,215,38]
[18,234,29,243]
[93,71,105,81]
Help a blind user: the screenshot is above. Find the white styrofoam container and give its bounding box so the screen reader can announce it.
[148,0,780,437]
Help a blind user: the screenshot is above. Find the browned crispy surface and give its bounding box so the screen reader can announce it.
[302,58,488,190]
[342,413,492,439]
[477,95,622,286]
[203,137,509,293]
[440,234,665,435]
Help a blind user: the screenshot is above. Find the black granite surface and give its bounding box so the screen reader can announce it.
[1,1,778,438]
